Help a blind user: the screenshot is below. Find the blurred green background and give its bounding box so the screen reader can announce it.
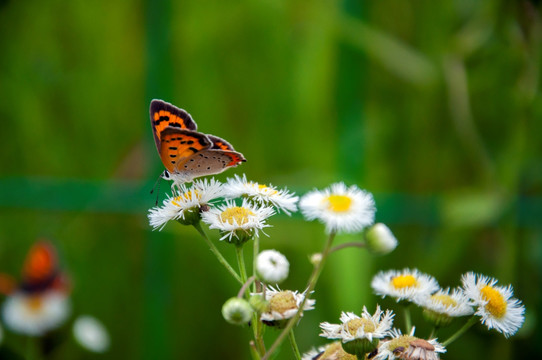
[0,0,541,359]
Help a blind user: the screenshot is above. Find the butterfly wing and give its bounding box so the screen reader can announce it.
[207,134,236,151]
[159,127,212,173]
[181,148,246,178]
[150,99,198,153]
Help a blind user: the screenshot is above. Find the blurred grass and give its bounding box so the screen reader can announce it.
[1,0,541,359]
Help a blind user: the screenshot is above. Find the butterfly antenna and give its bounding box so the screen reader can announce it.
[150,174,162,206]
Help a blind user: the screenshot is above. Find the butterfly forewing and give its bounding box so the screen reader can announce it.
[159,127,212,173]
[150,100,198,152]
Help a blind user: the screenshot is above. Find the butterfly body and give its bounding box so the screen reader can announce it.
[150,100,246,184]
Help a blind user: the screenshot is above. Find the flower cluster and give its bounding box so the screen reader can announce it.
[148,175,525,360]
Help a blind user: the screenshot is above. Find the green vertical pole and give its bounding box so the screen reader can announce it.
[332,0,372,311]
[144,0,174,359]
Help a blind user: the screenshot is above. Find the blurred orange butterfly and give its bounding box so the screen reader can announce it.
[150,99,246,184]
[20,241,68,294]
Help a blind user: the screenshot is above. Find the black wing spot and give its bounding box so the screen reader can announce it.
[171,161,176,164]
[169,146,178,150]
[207,167,211,170]
[189,147,198,153]
[155,115,170,124]
[169,123,182,128]
[186,140,194,145]
[169,154,177,158]
[184,165,188,169]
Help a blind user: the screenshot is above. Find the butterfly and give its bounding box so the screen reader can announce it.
[20,241,67,294]
[150,99,246,184]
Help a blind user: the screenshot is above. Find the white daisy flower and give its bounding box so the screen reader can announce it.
[461,272,525,337]
[256,250,289,284]
[201,199,275,244]
[2,290,71,336]
[365,223,398,255]
[224,174,299,215]
[320,305,394,344]
[73,315,110,353]
[255,286,315,324]
[374,328,445,360]
[302,342,357,360]
[372,269,440,303]
[148,178,224,230]
[413,287,473,327]
[299,182,375,234]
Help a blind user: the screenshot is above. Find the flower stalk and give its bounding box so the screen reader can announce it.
[193,222,242,284]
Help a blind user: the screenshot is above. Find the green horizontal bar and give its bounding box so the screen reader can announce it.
[0,177,540,228]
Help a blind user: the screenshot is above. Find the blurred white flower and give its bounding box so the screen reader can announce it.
[300,183,375,234]
[73,315,110,353]
[2,290,70,336]
[256,250,289,284]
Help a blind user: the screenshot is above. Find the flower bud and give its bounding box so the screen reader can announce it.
[222,297,253,325]
[256,250,289,284]
[365,223,397,255]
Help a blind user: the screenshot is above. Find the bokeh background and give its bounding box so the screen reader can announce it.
[0,0,541,359]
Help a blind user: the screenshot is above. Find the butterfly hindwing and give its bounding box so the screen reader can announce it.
[159,127,212,173]
[207,134,236,151]
[182,149,246,177]
[150,100,198,152]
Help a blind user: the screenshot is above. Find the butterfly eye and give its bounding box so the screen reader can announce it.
[161,170,171,180]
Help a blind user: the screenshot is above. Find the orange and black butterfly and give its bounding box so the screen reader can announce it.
[20,241,67,294]
[150,100,246,183]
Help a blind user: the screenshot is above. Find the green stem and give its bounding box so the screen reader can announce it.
[193,222,242,284]
[251,236,266,355]
[237,276,256,298]
[329,241,366,254]
[442,316,478,346]
[25,337,41,360]
[262,232,336,360]
[236,245,248,285]
[429,326,437,339]
[403,304,412,333]
[288,329,302,360]
[249,341,262,360]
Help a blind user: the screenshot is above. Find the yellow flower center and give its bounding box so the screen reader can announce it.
[480,285,506,318]
[269,291,297,315]
[391,275,419,289]
[26,296,44,313]
[220,207,254,225]
[326,195,352,212]
[256,184,278,195]
[431,294,457,307]
[346,318,375,335]
[321,342,357,360]
[172,190,200,206]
